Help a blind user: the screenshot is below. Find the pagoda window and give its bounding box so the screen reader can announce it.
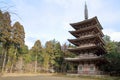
[90,66,94,71]
[79,66,82,71]
[78,65,83,72]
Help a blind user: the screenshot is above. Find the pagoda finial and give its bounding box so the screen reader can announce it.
[84,1,88,19]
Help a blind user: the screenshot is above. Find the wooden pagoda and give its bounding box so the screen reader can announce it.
[65,3,106,75]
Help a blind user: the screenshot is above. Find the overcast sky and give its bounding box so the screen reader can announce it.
[0,0,120,48]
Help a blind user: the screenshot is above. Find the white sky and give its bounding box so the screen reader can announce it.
[0,0,120,48]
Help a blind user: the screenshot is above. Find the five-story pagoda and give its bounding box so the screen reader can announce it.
[65,3,106,75]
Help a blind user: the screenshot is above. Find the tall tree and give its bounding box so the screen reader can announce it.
[45,41,55,72]
[12,22,25,48]
[42,48,49,72]
[0,11,11,72]
[11,22,25,72]
[31,40,42,73]
[53,42,63,72]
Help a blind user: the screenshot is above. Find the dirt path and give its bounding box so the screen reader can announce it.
[0,76,98,80]
[1,73,53,77]
[0,73,100,80]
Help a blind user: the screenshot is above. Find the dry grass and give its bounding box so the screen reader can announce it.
[0,76,99,80]
[0,73,118,80]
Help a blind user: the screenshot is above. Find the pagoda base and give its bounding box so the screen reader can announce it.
[77,63,101,75]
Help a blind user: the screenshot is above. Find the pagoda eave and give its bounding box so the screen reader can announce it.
[68,35,105,46]
[70,16,103,30]
[68,45,106,53]
[68,45,96,51]
[65,56,103,62]
[69,24,104,37]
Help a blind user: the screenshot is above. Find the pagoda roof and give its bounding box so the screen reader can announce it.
[65,56,103,62]
[69,24,104,38]
[70,16,103,30]
[68,34,105,46]
[68,44,106,54]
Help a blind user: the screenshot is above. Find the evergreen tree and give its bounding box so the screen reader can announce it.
[101,35,120,76]
[31,40,42,73]
[11,22,25,72]
[6,45,16,73]
[42,48,49,72]
[12,22,25,48]
[0,11,11,72]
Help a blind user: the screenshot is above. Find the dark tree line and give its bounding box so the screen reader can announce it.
[0,10,25,73]
[0,10,76,73]
[100,35,120,76]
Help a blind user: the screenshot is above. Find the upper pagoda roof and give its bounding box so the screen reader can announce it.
[69,24,104,38]
[70,16,103,30]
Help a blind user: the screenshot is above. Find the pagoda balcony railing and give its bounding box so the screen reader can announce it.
[67,70,105,75]
[79,34,94,39]
[79,53,98,57]
[78,71,105,75]
[78,43,96,48]
[68,43,96,50]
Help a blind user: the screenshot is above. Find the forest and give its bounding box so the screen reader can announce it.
[0,10,120,76]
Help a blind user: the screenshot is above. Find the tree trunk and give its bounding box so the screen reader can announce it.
[5,56,10,73]
[19,57,23,73]
[2,48,7,73]
[10,63,13,73]
[1,47,4,64]
[35,54,37,73]
[10,48,17,73]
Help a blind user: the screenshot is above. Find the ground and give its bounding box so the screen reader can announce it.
[0,76,97,80]
[0,73,119,80]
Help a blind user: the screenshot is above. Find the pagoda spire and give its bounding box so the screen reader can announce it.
[84,2,88,19]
